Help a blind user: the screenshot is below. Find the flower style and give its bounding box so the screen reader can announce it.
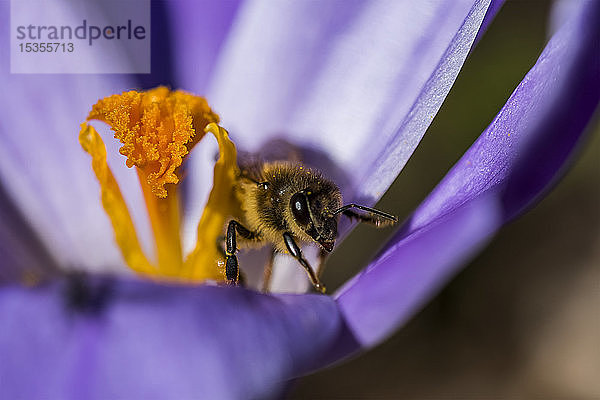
[1,1,598,399]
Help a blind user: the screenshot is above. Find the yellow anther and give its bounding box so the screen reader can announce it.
[87,86,219,198]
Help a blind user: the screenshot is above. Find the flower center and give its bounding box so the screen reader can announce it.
[79,87,240,282]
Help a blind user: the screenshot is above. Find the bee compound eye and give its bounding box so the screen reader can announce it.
[290,193,311,226]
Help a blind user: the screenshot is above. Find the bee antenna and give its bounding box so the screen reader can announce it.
[332,203,398,222]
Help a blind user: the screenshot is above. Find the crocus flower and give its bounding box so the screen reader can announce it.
[1,1,598,399]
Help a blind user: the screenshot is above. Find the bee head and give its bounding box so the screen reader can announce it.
[289,186,341,252]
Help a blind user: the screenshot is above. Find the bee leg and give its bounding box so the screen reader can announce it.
[283,232,327,294]
[316,248,329,279]
[225,220,258,286]
[216,235,248,286]
[261,248,276,293]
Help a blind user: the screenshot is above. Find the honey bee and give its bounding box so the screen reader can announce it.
[224,161,398,293]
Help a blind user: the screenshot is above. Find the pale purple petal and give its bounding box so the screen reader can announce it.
[182,0,494,290]
[0,2,153,274]
[354,0,493,204]
[335,0,600,348]
[0,277,341,399]
[205,0,492,202]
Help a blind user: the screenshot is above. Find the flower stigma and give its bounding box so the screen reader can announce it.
[79,87,240,283]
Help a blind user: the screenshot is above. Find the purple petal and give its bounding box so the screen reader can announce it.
[205,0,493,202]
[0,3,153,274]
[0,277,340,399]
[329,194,502,361]
[166,0,243,93]
[335,1,600,349]
[0,182,60,283]
[408,0,599,232]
